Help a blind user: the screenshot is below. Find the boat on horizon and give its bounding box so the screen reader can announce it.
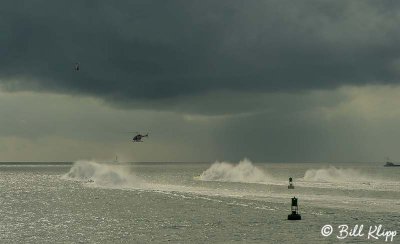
[384,161,400,167]
[383,157,400,167]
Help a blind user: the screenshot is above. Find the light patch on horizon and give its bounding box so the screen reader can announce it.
[316,85,400,121]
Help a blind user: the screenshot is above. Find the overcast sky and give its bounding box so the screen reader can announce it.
[1,1,400,162]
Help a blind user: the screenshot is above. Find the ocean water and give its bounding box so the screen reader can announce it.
[0,160,398,243]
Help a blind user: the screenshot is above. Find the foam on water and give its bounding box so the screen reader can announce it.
[196,161,400,192]
[199,158,272,183]
[303,166,371,182]
[298,165,400,192]
[62,160,142,187]
[61,160,400,212]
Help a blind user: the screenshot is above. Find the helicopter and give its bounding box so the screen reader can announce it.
[130,132,149,142]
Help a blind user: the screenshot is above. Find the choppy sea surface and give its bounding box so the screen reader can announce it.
[0,160,398,243]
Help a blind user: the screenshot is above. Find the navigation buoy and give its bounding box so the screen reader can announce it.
[288,197,301,220]
[288,177,294,189]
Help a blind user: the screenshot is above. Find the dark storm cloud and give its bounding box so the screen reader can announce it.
[1,1,400,108]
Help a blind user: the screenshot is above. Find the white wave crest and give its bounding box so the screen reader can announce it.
[62,160,141,187]
[199,158,271,183]
[303,166,370,182]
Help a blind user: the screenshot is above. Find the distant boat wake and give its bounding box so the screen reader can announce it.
[302,166,371,182]
[62,160,143,188]
[198,158,273,183]
[62,159,400,196]
[60,159,400,212]
[196,160,399,192]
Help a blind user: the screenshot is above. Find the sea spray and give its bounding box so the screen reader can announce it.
[303,166,371,182]
[63,160,142,187]
[199,158,271,183]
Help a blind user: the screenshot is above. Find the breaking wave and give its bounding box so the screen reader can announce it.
[199,158,271,183]
[62,160,142,187]
[303,166,371,182]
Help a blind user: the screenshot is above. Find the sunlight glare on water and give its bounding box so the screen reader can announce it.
[0,161,398,243]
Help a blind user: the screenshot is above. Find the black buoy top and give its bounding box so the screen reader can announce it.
[291,197,298,206]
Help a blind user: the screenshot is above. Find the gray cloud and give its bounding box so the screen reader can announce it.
[1,1,400,114]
